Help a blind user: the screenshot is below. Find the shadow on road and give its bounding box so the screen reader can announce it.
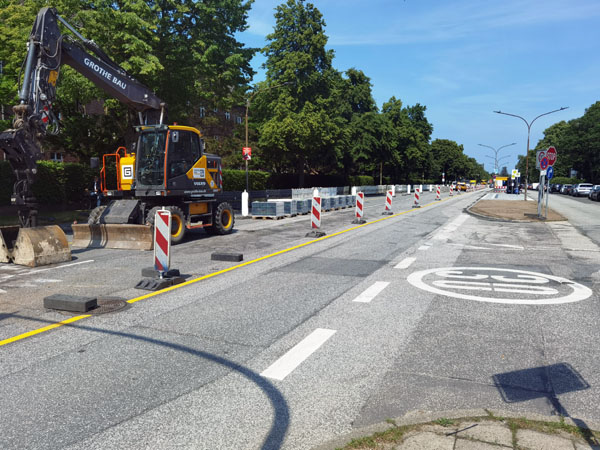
[493,362,599,445]
[3,313,289,450]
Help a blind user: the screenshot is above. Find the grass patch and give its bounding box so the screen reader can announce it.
[434,418,455,427]
[336,414,600,449]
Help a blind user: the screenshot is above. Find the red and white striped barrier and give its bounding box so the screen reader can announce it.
[383,190,393,214]
[412,188,421,208]
[154,209,171,273]
[356,192,364,219]
[306,196,326,237]
[311,196,321,229]
[435,185,441,201]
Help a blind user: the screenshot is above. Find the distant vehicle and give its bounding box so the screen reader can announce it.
[457,182,468,191]
[551,183,562,193]
[589,185,600,201]
[571,183,594,197]
[560,184,572,194]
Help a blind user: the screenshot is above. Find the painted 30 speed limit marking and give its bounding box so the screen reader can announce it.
[407,267,592,305]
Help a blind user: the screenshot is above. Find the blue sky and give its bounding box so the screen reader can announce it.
[241,0,600,174]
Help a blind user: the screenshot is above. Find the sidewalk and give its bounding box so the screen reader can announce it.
[316,409,600,449]
[315,192,599,450]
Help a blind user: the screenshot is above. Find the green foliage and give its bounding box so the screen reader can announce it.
[222,169,269,191]
[25,161,96,205]
[349,175,374,186]
[0,0,254,161]
[550,177,584,185]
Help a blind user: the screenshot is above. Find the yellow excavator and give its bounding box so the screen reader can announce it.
[0,8,234,265]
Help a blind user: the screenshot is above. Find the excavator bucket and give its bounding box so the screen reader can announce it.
[71,224,153,251]
[0,226,20,263]
[0,225,71,267]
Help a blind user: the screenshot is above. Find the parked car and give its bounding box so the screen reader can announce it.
[571,183,594,197]
[560,184,572,194]
[589,185,600,201]
[551,183,562,193]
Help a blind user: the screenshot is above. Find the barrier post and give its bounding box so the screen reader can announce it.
[154,209,171,275]
[412,188,421,208]
[435,185,441,201]
[352,191,366,224]
[306,196,326,237]
[135,208,184,291]
[382,190,393,215]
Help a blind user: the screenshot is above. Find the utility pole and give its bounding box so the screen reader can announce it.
[494,107,568,200]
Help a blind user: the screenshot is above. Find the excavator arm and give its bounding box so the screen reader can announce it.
[0,7,166,227]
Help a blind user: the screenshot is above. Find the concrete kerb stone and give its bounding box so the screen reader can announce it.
[313,409,600,450]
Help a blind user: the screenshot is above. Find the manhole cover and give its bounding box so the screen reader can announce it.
[89,297,129,315]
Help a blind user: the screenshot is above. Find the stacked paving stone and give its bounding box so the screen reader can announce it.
[251,201,285,218]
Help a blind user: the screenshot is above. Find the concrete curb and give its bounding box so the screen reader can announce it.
[313,409,600,449]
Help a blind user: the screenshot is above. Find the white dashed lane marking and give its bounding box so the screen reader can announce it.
[395,257,416,269]
[261,328,337,381]
[352,281,390,303]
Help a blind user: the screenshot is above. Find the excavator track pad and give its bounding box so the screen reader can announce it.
[0,225,71,267]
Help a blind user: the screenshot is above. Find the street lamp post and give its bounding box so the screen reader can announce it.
[493,107,568,200]
[478,142,516,175]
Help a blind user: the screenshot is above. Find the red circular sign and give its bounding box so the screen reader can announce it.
[546,147,557,166]
[540,157,549,170]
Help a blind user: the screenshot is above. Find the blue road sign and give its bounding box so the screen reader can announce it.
[547,166,554,179]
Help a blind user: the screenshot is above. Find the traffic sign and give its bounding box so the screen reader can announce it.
[536,150,546,170]
[242,147,252,161]
[546,146,557,166]
[547,166,554,179]
[540,157,549,170]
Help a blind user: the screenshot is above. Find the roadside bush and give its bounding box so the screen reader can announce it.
[349,175,374,186]
[550,176,585,185]
[222,169,270,191]
[19,161,98,206]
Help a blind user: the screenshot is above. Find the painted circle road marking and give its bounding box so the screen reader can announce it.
[407,267,592,305]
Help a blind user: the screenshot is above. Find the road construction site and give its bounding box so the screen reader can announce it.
[1,187,599,450]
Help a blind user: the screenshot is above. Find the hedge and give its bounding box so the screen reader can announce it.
[222,169,270,191]
[349,175,374,186]
[0,160,96,206]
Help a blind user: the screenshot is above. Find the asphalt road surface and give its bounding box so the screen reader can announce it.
[1,188,599,449]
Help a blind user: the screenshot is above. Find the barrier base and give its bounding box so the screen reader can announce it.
[352,218,366,224]
[305,230,326,238]
[382,211,394,215]
[44,294,97,312]
[141,267,181,278]
[135,275,185,291]
[412,205,421,209]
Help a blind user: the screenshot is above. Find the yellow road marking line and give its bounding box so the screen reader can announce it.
[0,315,90,347]
[1,195,452,346]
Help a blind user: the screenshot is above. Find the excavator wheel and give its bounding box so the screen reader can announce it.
[210,202,235,235]
[166,206,186,244]
[87,205,107,224]
[146,206,186,244]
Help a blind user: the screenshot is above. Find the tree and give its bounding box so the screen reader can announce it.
[430,139,466,182]
[0,0,255,160]
[257,0,343,186]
